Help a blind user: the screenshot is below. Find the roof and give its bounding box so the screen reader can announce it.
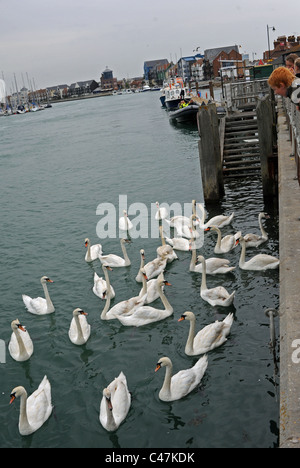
[46,84,68,90]
[144,59,168,68]
[204,45,239,62]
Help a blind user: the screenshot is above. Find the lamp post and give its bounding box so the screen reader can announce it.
[267,25,276,60]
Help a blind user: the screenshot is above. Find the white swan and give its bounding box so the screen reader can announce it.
[164,199,200,228]
[68,308,91,345]
[119,210,133,231]
[179,311,234,355]
[155,355,208,402]
[156,226,178,263]
[10,376,53,436]
[100,372,131,432]
[85,238,103,262]
[22,276,55,315]
[165,234,191,251]
[174,214,201,239]
[117,273,173,327]
[155,201,169,220]
[243,212,269,248]
[99,238,131,267]
[93,265,115,299]
[206,225,241,254]
[197,255,236,307]
[189,246,235,274]
[141,253,167,281]
[9,319,34,362]
[101,268,148,320]
[236,236,280,271]
[198,204,234,229]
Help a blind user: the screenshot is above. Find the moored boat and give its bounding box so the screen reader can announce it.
[169,104,199,123]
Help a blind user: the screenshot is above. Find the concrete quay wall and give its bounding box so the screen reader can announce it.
[278,104,300,448]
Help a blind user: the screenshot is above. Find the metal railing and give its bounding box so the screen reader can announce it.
[224,78,270,111]
[283,97,300,184]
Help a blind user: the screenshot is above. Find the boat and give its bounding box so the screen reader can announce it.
[163,77,191,110]
[168,104,199,123]
[141,85,151,92]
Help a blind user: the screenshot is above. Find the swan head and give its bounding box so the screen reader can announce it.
[155,357,172,372]
[73,308,88,317]
[121,238,131,245]
[102,264,113,272]
[40,276,53,284]
[140,268,148,281]
[260,212,270,219]
[10,386,27,404]
[204,225,219,233]
[84,238,90,247]
[140,249,145,258]
[178,311,195,322]
[235,235,244,247]
[157,272,171,287]
[103,388,113,410]
[11,319,26,332]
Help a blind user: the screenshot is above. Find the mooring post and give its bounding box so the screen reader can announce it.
[197,103,224,201]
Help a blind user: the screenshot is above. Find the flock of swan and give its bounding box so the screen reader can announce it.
[8,201,279,436]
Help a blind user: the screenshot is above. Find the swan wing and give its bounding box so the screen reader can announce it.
[193,322,226,351]
[108,373,131,426]
[22,295,47,315]
[169,356,208,400]
[243,254,279,270]
[26,376,53,431]
[99,254,125,267]
[117,304,173,327]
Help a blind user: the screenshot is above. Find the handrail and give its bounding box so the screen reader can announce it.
[282,97,300,184]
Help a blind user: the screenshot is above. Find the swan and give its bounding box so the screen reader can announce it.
[155,355,208,402]
[235,236,280,271]
[164,199,200,228]
[156,226,178,263]
[10,375,53,436]
[155,201,169,220]
[206,225,241,254]
[99,238,131,267]
[100,372,131,432]
[101,268,148,320]
[165,234,191,251]
[243,212,269,248]
[197,255,236,307]
[141,253,167,281]
[189,245,235,274]
[85,238,103,262]
[93,265,115,299]
[117,273,173,327]
[198,204,234,229]
[22,276,55,315]
[119,210,133,231]
[68,308,91,345]
[179,311,234,355]
[9,319,34,362]
[174,214,201,239]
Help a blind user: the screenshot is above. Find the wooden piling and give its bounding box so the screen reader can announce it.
[256,95,278,198]
[197,103,224,201]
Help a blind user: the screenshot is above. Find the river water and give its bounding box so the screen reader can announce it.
[0,91,279,448]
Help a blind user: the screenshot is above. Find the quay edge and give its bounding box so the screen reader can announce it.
[278,102,300,448]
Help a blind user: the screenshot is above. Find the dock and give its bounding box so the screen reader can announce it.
[277,100,300,448]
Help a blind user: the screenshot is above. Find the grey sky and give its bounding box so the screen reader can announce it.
[1,0,299,90]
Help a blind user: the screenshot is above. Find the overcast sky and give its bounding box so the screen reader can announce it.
[1,0,299,91]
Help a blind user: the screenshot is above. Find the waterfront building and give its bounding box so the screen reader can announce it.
[100,67,118,90]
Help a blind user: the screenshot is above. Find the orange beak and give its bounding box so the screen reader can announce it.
[155,364,161,373]
[178,316,185,322]
[9,395,16,405]
[18,325,27,332]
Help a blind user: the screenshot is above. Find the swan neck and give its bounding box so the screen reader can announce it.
[86,242,92,261]
[75,315,84,341]
[141,273,147,297]
[186,319,196,354]
[259,215,268,238]
[215,228,222,249]
[239,240,246,267]
[161,363,173,396]
[158,283,172,312]
[42,282,53,310]
[19,391,31,433]
[121,241,130,265]
[200,258,207,290]
[13,328,28,357]
[105,400,117,431]
[159,227,166,246]
[189,246,197,271]
[101,292,111,319]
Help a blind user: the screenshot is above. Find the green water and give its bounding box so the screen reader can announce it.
[0,93,279,448]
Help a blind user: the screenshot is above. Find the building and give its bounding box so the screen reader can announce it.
[204,45,243,78]
[263,35,300,61]
[191,59,204,82]
[143,59,169,82]
[47,84,69,100]
[68,80,98,97]
[100,67,118,90]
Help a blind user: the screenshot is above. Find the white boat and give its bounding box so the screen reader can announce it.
[141,85,151,92]
[163,77,191,110]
